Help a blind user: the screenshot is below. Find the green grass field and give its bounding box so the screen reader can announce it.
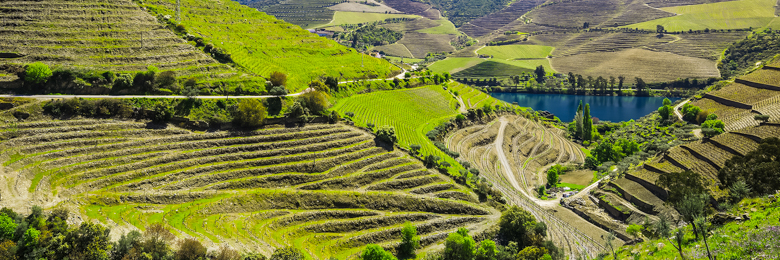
[139,0,400,92]
[476,45,554,60]
[428,58,485,74]
[322,11,419,27]
[625,0,779,31]
[332,85,465,174]
[416,19,460,35]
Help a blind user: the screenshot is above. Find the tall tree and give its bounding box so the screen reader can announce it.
[568,72,576,87]
[609,76,616,93]
[617,75,625,93]
[635,77,647,94]
[534,65,546,83]
[582,104,592,141]
[575,101,584,138]
[399,222,420,259]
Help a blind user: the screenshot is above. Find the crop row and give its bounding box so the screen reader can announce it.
[681,141,736,169]
[709,133,760,156]
[665,147,719,182]
[709,83,780,106]
[735,124,780,140]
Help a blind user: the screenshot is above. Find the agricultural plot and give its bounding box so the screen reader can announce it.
[396,33,457,59]
[462,0,546,37]
[625,0,780,31]
[707,83,780,106]
[0,0,232,77]
[690,98,750,119]
[373,44,415,58]
[416,19,460,35]
[328,1,400,14]
[551,48,720,82]
[140,0,400,92]
[452,61,535,80]
[0,119,496,259]
[427,58,485,75]
[738,69,780,89]
[332,85,464,174]
[321,12,419,27]
[239,0,343,28]
[382,0,441,20]
[527,0,674,29]
[645,32,749,60]
[477,45,554,60]
[445,115,602,258]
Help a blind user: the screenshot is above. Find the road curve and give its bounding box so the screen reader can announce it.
[674,99,690,121]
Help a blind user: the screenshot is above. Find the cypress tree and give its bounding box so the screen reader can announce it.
[575,101,584,138]
[582,104,592,141]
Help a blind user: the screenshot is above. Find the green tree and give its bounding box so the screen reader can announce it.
[409,144,421,155]
[376,126,397,144]
[499,205,543,248]
[269,86,288,96]
[0,213,16,241]
[635,77,647,93]
[25,62,52,85]
[444,228,475,260]
[718,137,780,196]
[475,239,498,260]
[582,104,592,141]
[298,91,330,115]
[360,244,397,260]
[574,101,584,138]
[657,25,665,33]
[701,119,725,137]
[67,222,112,260]
[515,246,547,260]
[111,231,142,260]
[399,222,419,259]
[678,193,709,240]
[152,102,174,123]
[482,103,494,114]
[617,75,625,92]
[656,171,705,206]
[546,167,559,187]
[234,99,267,128]
[754,114,770,122]
[270,247,304,260]
[534,65,546,83]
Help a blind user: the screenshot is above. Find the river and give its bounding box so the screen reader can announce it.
[490,92,680,122]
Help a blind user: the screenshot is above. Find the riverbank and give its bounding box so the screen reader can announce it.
[486,86,694,98]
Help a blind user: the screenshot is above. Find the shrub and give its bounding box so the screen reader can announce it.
[399,222,420,259]
[328,110,341,123]
[754,114,770,122]
[113,73,133,91]
[24,62,52,84]
[360,244,397,260]
[269,86,288,96]
[475,240,497,260]
[376,125,397,144]
[444,228,475,260]
[156,71,177,89]
[410,144,421,155]
[270,71,287,87]
[297,91,330,115]
[175,238,207,260]
[270,247,303,260]
[287,101,309,121]
[234,99,267,128]
[152,102,174,123]
[499,205,542,248]
[0,213,15,241]
[626,224,643,240]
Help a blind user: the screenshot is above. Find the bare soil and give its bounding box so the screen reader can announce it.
[559,170,594,186]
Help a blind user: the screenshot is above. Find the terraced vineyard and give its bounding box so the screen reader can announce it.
[0,118,497,259]
[139,0,400,92]
[690,61,780,131]
[526,0,674,29]
[444,115,605,258]
[332,85,465,173]
[0,0,233,78]
[449,83,509,109]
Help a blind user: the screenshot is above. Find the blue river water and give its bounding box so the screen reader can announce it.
[490,92,680,122]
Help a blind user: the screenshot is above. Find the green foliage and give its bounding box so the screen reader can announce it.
[376,125,397,144]
[626,224,643,240]
[663,98,672,107]
[658,105,672,122]
[656,171,706,206]
[515,246,547,260]
[718,137,780,196]
[24,62,52,84]
[582,104,592,141]
[349,24,403,48]
[22,227,40,247]
[297,91,330,115]
[482,103,494,114]
[584,155,599,170]
[360,244,397,260]
[754,114,770,122]
[475,239,498,260]
[64,223,112,260]
[269,86,289,96]
[270,247,304,260]
[0,214,15,241]
[720,30,780,78]
[546,167,559,187]
[499,205,544,248]
[270,71,287,87]
[399,222,420,259]
[153,102,174,123]
[43,98,133,118]
[444,228,475,260]
[681,103,701,123]
[701,119,725,137]
[427,0,513,27]
[234,99,267,128]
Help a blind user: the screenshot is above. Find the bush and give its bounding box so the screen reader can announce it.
[499,205,543,248]
[234,99,267,128]
[376,125,397,144]
[175,238,207,260]
[152,102,174,123]
[297,91,330,115]
[444,228,475,260]
[24,62,52,84]
[269,86,288,96]
[270,247,303,260]
[399,222,420,259]
[156,71,177,89]
[360,244,397,260]
[410,144,421,155]
[270,71,287,87]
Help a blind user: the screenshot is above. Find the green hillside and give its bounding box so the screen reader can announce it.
[139,0,401,92]
[625,0,780,31]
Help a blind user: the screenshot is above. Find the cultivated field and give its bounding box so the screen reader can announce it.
[460,0,546,38]
[625,0,780,31]
[382,0,441,20]
[328,0,400,14]
[140,0,400,92]
[320,12,419,27]
[0,115,497,259]
[444,113,609,258]
[332,85,463,174]
[527,0,675,29]
[477,45,554,60]
[690,63,780,130]
[551,48,720,82]
[396,33,457,59]
[240,0,343,28]
[0,0,233,78]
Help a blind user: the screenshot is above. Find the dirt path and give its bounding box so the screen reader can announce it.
[0,88,313,100]
[674,99,690,121]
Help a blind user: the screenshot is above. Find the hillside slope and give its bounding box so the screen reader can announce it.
[0,0,233,79]
[0,115,497,259]
[139,0,400,92]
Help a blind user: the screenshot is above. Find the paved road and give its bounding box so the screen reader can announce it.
[0,88,314,100]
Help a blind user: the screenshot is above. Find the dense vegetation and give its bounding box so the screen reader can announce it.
[719,29,780,78]
[423,0,513,27]
[344,24,404,49]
